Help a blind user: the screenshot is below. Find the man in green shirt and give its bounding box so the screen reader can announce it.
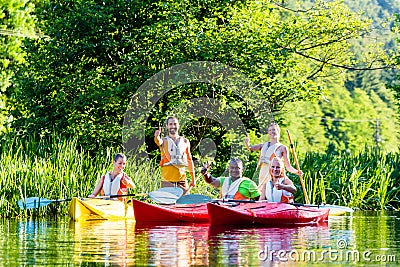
[201,158,260,200]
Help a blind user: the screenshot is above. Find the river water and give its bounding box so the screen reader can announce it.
[0,211,399,266]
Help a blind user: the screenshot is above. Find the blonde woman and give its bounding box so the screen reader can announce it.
[244,122,301,188]
[260,157,296,203]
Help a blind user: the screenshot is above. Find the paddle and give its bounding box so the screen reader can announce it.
[18,193,140,210]
[176,194,212,204]
[289,203,354,213]
[148,187,184,204]
[176,194,256,204]
[315,204,354,213]
[18,187,183,209]
[287,130,310,204]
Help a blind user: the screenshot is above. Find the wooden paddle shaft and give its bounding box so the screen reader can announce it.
[287,130,310,204]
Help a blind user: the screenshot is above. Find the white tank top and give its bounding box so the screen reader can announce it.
[259,142,282,165]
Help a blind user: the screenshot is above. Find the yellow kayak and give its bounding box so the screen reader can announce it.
[68,197,134,221]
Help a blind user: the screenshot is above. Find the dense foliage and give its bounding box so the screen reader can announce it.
[8,0,393,158]
[1,0,400,216]
[0,0,37,131]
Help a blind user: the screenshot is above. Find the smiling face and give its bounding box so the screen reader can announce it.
[113,156,127,174]
[268,123,280,139]
[229,160,243,179]
[166,117,179,135]
[270,157,284,178]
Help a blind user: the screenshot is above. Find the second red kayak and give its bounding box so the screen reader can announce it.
[132,199,209,223]
[207,202,329,226]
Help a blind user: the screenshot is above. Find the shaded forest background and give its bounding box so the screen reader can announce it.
[1,0,400,167]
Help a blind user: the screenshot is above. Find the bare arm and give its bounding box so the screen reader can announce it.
[200,163,220,188]
[154,127,163,146]
[121,174,136,189]
[185,140,196,186]
[276,177,297,194]
[88,176,105,197]
[281,146,303,175]
[260,183,266,200]
[244,137,264,152]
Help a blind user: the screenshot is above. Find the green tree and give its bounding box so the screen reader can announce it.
[0,0,37,132]
[9,0,387,159]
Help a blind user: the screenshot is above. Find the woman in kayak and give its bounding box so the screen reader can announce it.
[88,153,135,201]
[244,122,302,188]
[260,157,296,203]
[201,158,260,200]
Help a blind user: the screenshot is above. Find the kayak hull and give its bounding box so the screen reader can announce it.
[68,197,134,221]
[207,202,329,226]
[132,199,209,223]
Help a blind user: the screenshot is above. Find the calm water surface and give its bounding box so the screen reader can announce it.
[0,211,399,266]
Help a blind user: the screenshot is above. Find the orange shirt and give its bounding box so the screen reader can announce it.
[155,136,194,182]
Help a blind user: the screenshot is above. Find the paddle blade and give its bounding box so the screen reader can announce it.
[149,191,179,204]
[18,197,53,209]
[321,204,354,213]
[176,194,212,204]
[157,187,184,198]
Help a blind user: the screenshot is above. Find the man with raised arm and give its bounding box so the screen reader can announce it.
[201,158,260,200]
[154,116,195,194]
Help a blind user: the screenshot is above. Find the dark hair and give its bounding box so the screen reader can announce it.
[114,153,126,162]
[165,116,179,125]
[229,158,243,168]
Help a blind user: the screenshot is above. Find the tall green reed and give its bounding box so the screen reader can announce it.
[0,134,160,218]
[296,147,400,210]
[2,134,399,218]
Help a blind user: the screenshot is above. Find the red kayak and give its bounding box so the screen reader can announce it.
[207,202,329,226]
[132,199,209,223]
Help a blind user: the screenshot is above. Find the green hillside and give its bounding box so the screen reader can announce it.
[282,0,400,153]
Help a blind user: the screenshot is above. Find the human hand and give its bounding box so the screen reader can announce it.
[201,162,210,175]
[154,127,161,137]
[88,194,96,198]
[244,137,250,146]
[190,179,195,187]
[275,184,283,190]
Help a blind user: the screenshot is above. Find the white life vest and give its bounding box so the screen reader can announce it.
[265,178,294,203]
[102,172,123,196]
[221,177,245,199]
[259,142,282,165]
[163,136,188,168]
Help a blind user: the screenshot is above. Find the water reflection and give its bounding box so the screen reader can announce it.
[207,224,332,266]
[71,219,136,266]
[136,223,209,266]
[0,212,398,266]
